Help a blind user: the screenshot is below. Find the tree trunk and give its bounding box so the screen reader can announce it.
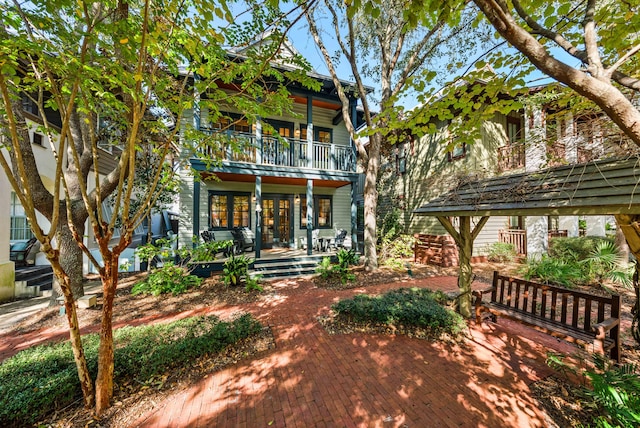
[615,226,630,266]
[363,133,381,271]
[50,222,85,305]
[615,214,640,260]
[473,0,640,147]
[457,217,474,318]
[95,254,118,415]
[45,253,95,408]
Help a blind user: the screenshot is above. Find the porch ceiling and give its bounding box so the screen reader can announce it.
[414,157,640,217]
[203,171,352,188]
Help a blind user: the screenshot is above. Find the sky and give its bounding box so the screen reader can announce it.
[225,2,574,111]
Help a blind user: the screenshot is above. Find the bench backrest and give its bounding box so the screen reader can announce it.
[491,271,620,332]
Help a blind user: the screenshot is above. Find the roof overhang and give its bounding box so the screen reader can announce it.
[414,157,640,217]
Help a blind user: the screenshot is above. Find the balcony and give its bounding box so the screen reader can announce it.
[199,130,356,172]
[497,142,525,172]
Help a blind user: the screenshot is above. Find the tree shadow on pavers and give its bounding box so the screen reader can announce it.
[137,314,562,427]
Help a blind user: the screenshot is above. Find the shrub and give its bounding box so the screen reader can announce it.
[336,248,359,267]
[332,287,466,335]
[0,314,261,426]
[581,241,632,287]
[549,236,613,262]
[547,353,640,428]
[131,263,202,296]
[520,255,583,287]
[316,249,359,284]
[524,237,631,288]
[222,253,261,291]
[487,242,517,262]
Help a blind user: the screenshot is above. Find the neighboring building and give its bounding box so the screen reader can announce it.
[174,40,367,259]
[379,84,636,263]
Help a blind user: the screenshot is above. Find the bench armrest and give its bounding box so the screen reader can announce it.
[473,287,494,300]
[592,317,620,338]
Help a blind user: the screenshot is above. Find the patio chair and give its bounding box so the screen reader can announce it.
[331,229,348,250]
[300,229,320,250]
[10,237,38,266]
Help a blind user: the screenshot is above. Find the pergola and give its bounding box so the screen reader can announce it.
[413,157,640,340]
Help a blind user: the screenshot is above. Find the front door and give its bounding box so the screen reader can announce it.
[261,195,293,248]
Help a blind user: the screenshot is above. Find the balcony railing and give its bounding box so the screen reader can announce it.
[498,229,527,256]
[199,130,356,172]
[497,142,526,172]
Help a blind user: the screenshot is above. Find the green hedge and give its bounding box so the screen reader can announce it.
[0,313,261,427]
[332,287,465,334]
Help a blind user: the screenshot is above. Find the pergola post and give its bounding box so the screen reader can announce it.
[437,215,489,318]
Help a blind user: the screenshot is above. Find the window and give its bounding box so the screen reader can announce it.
[447,141,467,161]
[211,115,252,134]
[265,119,294,137]
[506,116,523,143]
[32,133,43,146]
[396,142,406,174]
[210,194,228,228]
[21,94,39,117]
[508,216,523,230]
[300,195,333,229]
[233,195,250,228]
[10,192,33,240]
[300,126,333,143]
[209,192,251,229]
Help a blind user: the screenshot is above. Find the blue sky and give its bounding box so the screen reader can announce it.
[226,2,577,110]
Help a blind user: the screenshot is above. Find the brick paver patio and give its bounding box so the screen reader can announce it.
[1,275,577,427]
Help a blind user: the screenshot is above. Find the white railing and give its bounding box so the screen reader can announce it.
[200,129,355,172]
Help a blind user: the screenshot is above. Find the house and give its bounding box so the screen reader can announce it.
[378,84,636,264]
[173,40,368,267]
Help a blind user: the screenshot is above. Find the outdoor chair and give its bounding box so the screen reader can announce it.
[330,229,348,250]
[10,237,38,266]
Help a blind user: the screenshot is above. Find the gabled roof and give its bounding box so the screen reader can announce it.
[414,157,640,217]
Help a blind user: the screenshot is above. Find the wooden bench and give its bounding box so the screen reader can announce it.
[475,271,621,362]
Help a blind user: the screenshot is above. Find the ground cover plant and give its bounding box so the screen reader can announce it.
[328,287,466,339]
[0,314,262,427]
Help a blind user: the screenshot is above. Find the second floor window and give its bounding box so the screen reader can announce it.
[300,126,333,144]
[447,141,466,161]
[506,116,523,144]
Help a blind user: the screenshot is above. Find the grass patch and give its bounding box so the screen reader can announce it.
[329,287,466,339]
[0,313,262,427]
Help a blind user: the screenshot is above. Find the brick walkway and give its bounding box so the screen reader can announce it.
[128,276,574,428]
[0,276,577,427]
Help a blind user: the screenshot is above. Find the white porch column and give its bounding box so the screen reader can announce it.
[524,106,548,259]
[559,216,580,237]
[586,216,606,237]
[0,173,15,301]
[526,216,548,260]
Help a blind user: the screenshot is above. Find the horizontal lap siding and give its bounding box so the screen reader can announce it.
[474,216,508,255]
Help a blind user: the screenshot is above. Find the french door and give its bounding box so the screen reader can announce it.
[261,195,294,248]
